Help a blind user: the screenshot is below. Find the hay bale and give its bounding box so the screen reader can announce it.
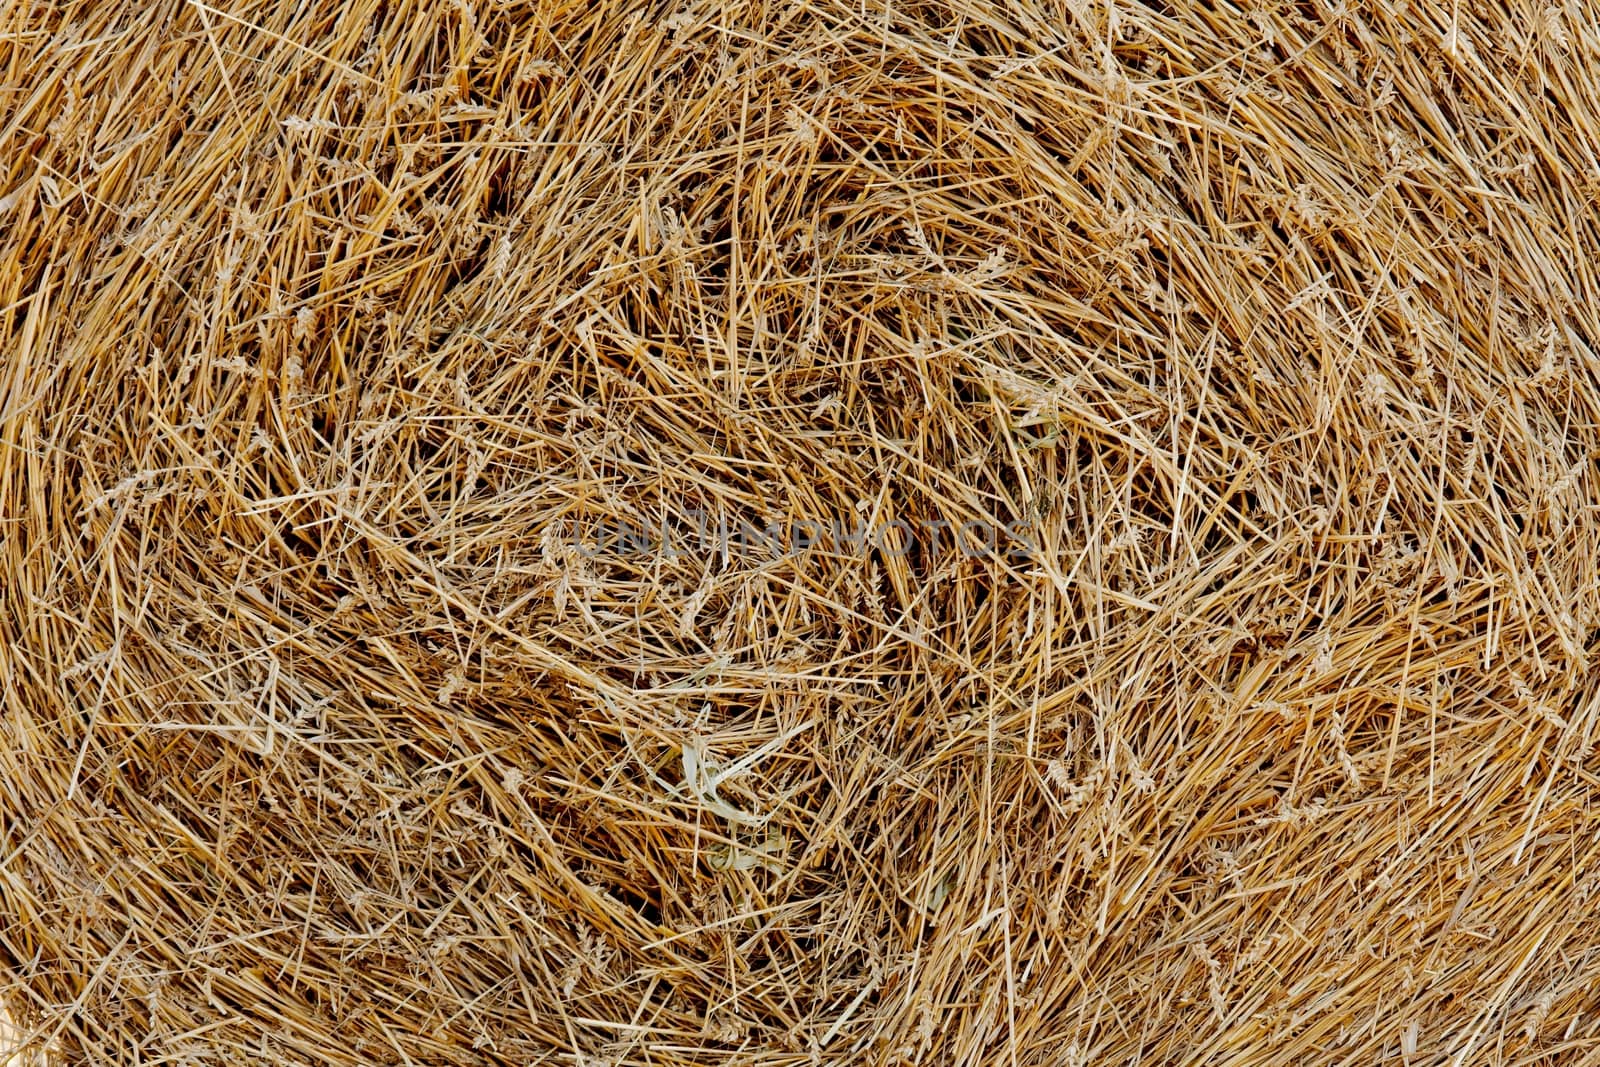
[3,0,1599,1062]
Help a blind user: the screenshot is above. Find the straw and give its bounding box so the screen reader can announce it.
[3,0,1600,1063]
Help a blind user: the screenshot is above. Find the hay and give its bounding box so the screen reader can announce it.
[4,0,1600,1062]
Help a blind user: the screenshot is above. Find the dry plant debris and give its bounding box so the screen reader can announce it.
[3,0,1600,1063]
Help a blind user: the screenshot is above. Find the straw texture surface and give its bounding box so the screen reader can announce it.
[4,0,1600,1063]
